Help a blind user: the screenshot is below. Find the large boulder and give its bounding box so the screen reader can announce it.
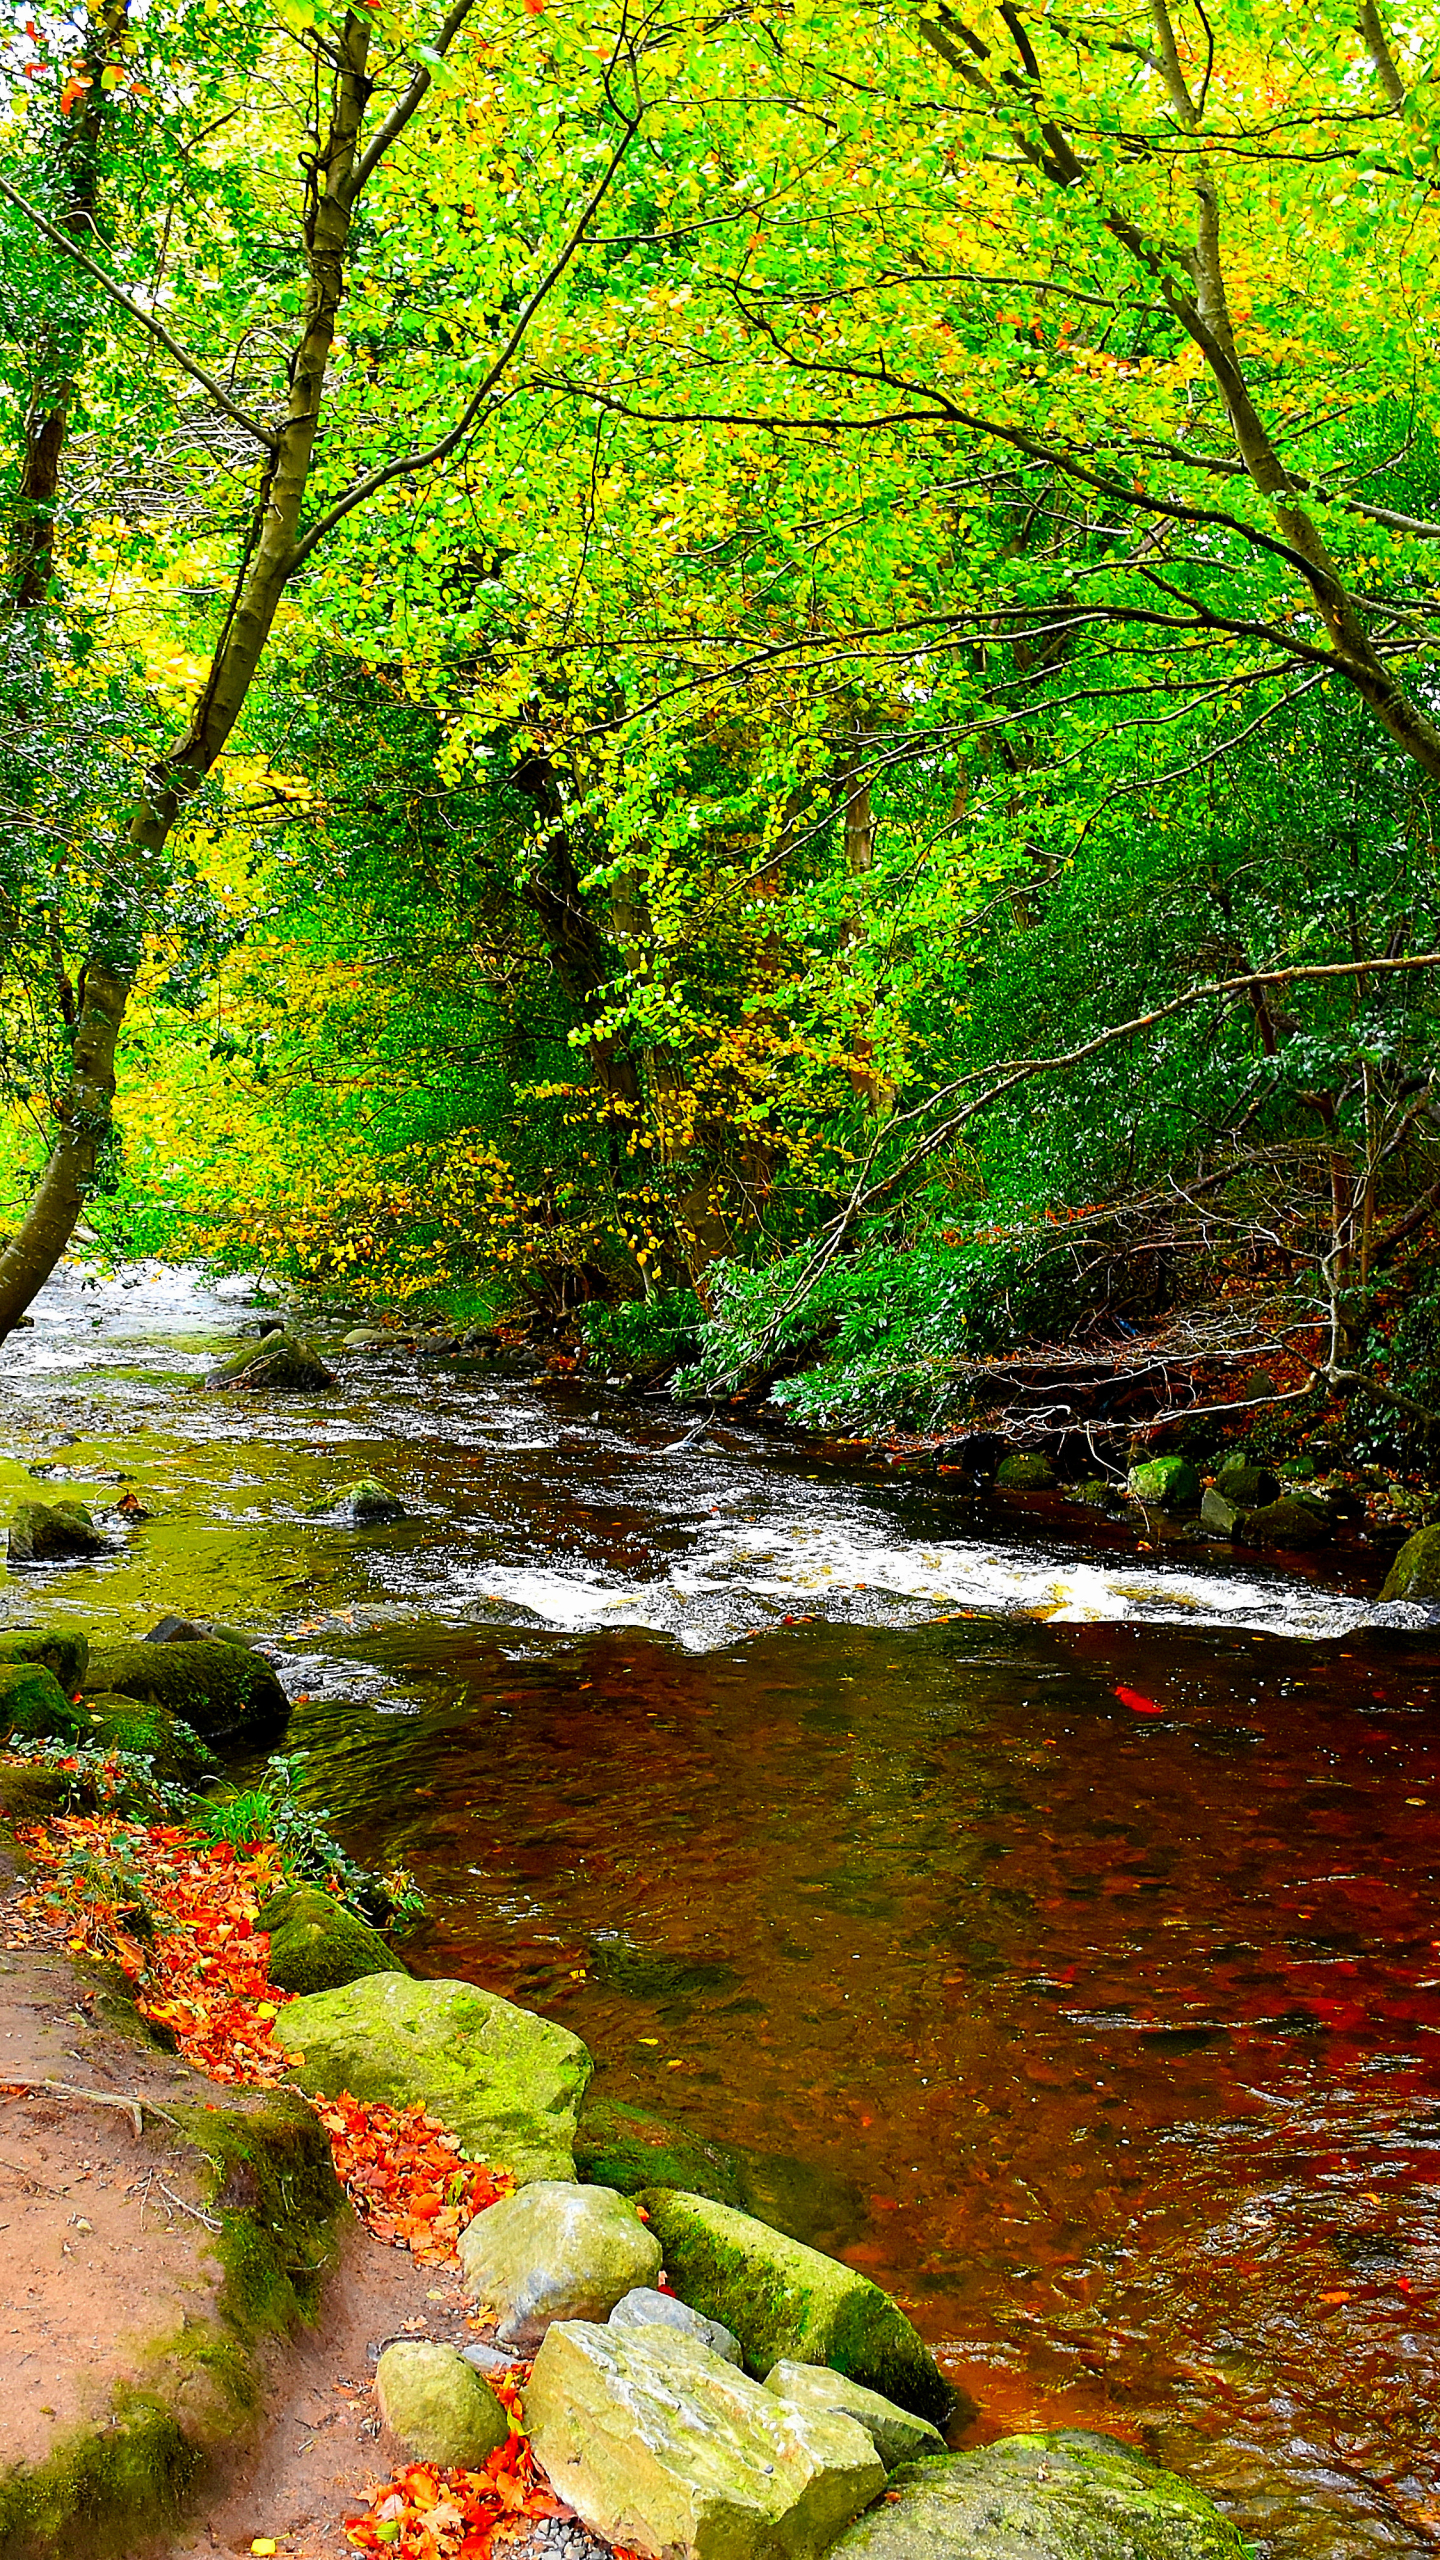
[1213,1459,1280,1506]
[273,1972,591,2182]
[81,1638,289,1748]
[1381,1523,1440,1603]
[375,2340,509,2465]
[763,2363,947,2470]
[993,1453,1055,1492]
[0,1660,84,1744]
[1127,1456,1200,1511]
[7,1500,107,1565]
[1237,1497,1326,1549]
[824,2431,1248,2560]
[638,2189,952,2426]
[459,2180,660,2347]
[80,1693,217,1783]
[612,2287,742,2365]
[525,2320,885,2560]
[256,1882,395,1994]
[0,1627,89,1690]
[205,1333,337,1393]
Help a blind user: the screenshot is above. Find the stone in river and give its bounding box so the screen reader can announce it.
[1213,1459,1280,1506]
[256,1882,396,1994]
[375,2340,509,2465]
[7,1499,107,1564]
[1237,1496,1326,1548]
[83,1638,289,1748]
[81,1692,217,1782]
[824,2430,1248,2560]
[333,1475,407,1524]
[204,1332,337,1391]
[1126,1455,1200,1511]
[1199,1488,1241,1538]
[611,2286,742,2363]
[273,1972,591,2182]
[637,2189,954,2426]
[0,1626,89,1689]
[763,2362,947,2469]
[525,2319,885,2560]
[1380,1522,1440,1602]
[993,1453,1056,1491]
[459,2181,660,2347]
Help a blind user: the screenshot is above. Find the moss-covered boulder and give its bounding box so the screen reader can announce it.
[0,1629,89,1691]
[1380,1522,1440,1603]
[824,2431,1248,2560]
[0,1661,85,1745]
[1127,1456,1200,1511]
[763,2363,948,2470]
[375,2341,508,2465]
[1213,1459,1280,1506]
[1238,1497,1326,1548]
[255,1882,395,1994]
[576,2094,748,2209]
[637,2189,953,2426]
[7,1501,107,1565]
[459,2180,661,2347]
[334,1476,406,1524]
[79,1694,217,1784]
[204,1333,336,1392]
[273,1971,592,2182]
[82,1639,289,1748]
[993,1453,1056,1492]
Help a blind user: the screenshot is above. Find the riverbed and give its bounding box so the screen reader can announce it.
[2,1263,1437,2557]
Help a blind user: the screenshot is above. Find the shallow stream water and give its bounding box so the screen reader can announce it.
[3,1264,1438,2557]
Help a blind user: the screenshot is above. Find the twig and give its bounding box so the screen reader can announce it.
[157,2177,222,2232]
[0,2077,144,2136]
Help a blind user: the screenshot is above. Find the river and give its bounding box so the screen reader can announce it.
[2,1263,1438,2557]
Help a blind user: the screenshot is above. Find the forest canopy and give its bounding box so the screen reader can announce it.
[5,0,1440,1443]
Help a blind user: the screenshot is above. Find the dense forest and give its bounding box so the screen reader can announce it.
[6,0,1440,1452]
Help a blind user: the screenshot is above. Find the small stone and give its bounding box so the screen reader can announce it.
[611,2287,742,2363]
[1127,1455,1200,1511]
[525,2320,885,2560]
[993,1453,1055,1492]
[763,2363,947,2470]
[1213,1460,1280,1506]
[1199,1488,1240,1538]
[7,1499,106,1565]
[204,1334,337,1392]
[334,1476,407,1525]
[375,2340,509,2466]
[256,1883,396,1993]
[341,1327,392,1349]
[459,2182,660,2348]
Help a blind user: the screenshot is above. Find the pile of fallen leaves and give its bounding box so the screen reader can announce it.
[7,1814,293,2083]
[313,2091,513,2262]
[345,2420,565,2556]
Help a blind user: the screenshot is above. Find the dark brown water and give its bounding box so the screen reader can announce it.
[3,1267,1438,2556]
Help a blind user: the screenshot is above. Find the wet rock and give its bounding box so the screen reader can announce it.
[0,1627,89,1690]
[341,1326,393,1349]
[576,2095,748,2209]
[638,2189,953,2425]
[7,1498,107,1565]
[82,1638,290,1747]
[1070,1479,1117,1508]
[993,1453,1055,1492]
[1199,1489,1241,1538]
[80,1693,217,1782]
[1213,1459,1280,1506]
[763,2363,947,2470]
[143,1614,212,1644]
[525,2319,885,2560]
[611,2288,743,2364]
[273,1972,591,2182]
[824,2430,1248,2560]
[1238,1497,1326,1549]
[375,2340,509,2465]
[0,1661,85,1744]
[256,1882,396,1994]
[1127,1456,1200,1511]
[204,1333,337,1392]
[1380,1522,1440,1603]
[459,2181,661,2347]
[334,1476,407,1525]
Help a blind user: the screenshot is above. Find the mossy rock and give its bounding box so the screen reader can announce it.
[1127,1455,1200,1511]
[993,1453,1056,1492]
[1380,1522,1440,1603]
[204,1334,336,1393]
[637,2187,955,2427]
[825,2431,1248,2560]
[333,1477,406,1525]
[79,1695,217,1785]
[82,1640,289,1748]
[1212,1460,1280,1507]
[575,2095,749,2208]
[0,1630,89,1691]
[0,1663,84,1746]
[0,1761,73,1825]
[1237,1497,1326,1549]
[7,1501,106,1566]
[256,1882,396,1994]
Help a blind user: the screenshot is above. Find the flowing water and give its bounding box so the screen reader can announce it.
[3,1264,1439,2556]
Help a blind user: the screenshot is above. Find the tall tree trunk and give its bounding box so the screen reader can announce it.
[0,12,376,1338]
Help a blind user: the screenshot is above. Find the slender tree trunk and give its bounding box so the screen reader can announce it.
[0,12,375,1338]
